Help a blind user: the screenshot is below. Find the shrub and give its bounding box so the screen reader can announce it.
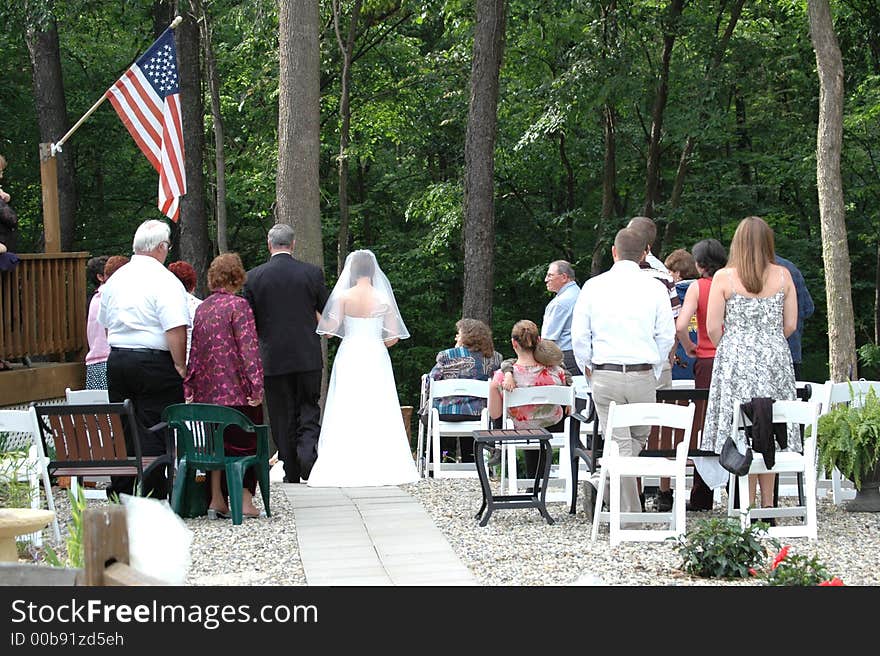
[674,517,777,579]
[752,545,840,586]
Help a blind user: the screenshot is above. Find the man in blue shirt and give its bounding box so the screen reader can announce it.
[776,255,814,380]
[542,260,581,376]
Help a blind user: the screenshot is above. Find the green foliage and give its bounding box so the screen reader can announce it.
[817,384,880,490]
[43,485,87,570]
[763,550,830,587]
[0,446,32,508]
[674,517,777,579]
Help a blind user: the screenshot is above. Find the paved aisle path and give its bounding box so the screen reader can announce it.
[284,485,477,586]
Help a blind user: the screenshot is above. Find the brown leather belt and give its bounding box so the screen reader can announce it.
[593,363,652,372]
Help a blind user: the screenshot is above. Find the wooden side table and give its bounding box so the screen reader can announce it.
[472,428,554,527]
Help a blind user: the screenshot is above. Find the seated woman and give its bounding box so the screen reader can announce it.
[426,318,502,463]
[184,253,264,519]
[488,320,569,478]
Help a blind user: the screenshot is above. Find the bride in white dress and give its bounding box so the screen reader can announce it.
[308,250,419,487]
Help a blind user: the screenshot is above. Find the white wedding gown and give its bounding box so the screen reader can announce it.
[308,316,419,487]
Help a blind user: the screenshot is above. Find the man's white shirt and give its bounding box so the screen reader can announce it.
[571,259,675,380]
[98,254,191,350]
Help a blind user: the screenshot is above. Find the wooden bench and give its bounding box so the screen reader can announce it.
[32,399,174,496]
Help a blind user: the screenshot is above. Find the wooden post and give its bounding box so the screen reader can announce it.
[82,505,130,586]
[39,143,61,253]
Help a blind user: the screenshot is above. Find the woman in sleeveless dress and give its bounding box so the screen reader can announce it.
[308,250,418,487]
[701,216,799,511]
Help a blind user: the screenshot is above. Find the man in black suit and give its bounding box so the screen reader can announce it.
[244,223,329,483]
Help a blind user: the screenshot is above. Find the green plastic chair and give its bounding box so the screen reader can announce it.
[163,403,271,525]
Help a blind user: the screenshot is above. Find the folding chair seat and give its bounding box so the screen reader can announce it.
[500,385,577,503]
[816,380,879,504]
[591,401,695,546]
[424,378,490,479]
[0,407,61,545]
[726,399,820,541]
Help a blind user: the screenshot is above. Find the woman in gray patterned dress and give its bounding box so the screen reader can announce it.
[701,216,799,510]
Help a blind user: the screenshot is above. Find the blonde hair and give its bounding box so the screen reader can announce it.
[534,339,564,367]
[728,216,775,294]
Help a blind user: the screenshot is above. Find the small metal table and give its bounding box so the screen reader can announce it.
[472,428,554,527]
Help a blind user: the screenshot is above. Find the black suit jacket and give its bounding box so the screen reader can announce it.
[243,253,329,376]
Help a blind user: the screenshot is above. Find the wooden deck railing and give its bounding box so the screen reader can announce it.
[0,252,90,360]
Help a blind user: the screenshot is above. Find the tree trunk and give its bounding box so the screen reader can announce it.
[174,8,210,296]
[193,0,228,254]
[642,0,685,220]
[593,1,619,277]
[277,0,323,267]
[662,0,743,248]
[558,133,574,262]
[808,0,857,381]
[593,103,618,277]
[462,0,506,325]
[25,14,77,252]
[333,0,363,275]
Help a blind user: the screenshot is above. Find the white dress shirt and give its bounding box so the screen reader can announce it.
[571,259,675,380]
[98,254,191,351]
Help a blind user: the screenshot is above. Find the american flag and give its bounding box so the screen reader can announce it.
[105,27,186,222]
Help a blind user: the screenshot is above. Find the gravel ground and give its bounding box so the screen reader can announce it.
[30,478,880,586]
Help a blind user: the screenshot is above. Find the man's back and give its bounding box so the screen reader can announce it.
[244,253,329,375]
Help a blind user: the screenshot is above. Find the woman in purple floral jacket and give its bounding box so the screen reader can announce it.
[184,253,265,519]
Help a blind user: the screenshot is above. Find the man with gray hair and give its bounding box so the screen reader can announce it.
[244,223,329,483]
[571,227,675,520]
[99,219,191,499]
[541,259,580,376]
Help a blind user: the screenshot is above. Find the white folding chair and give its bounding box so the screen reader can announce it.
[500,385,576,503]
[817,380,880,504]
[727,399,820,540]
[670,379,696,390]
[591,401,695,546]
[65,387,110,404]
[425,378,490,478]
[415,374,430,477]
[64,387,112,498]
[0,407,61,545]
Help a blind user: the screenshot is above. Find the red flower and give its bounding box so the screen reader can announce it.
[748,568,758,577]
[770,545,790,570]
[819,577,845,586]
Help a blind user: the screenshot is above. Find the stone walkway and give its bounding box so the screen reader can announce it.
[283,484,477,586]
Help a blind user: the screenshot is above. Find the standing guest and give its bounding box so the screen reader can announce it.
[168,260,202,365]
[775,255,814,380]
[541,260,581,376]
[627,217,680,511]
[85,255,129,389]
[571,228,675,520]
[244,223,329,484]
[664,249,700,381]
[98,219,190,499]
[425,318,502,464]
[675,238,727,511]
[86,255,110,308]
[185,253,264,519]
[0,154,19,273]
[488,320,569,480]
[701,217,799,514]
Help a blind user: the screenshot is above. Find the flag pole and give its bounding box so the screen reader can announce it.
[50,15,184,155]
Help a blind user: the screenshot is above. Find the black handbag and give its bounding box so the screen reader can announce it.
[720,435,752,476]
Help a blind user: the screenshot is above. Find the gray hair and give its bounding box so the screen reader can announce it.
[268,223,294,248]
[132,220,170,254]
[551,260,575,282]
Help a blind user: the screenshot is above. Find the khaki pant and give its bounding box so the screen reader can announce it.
[589,368,658,514]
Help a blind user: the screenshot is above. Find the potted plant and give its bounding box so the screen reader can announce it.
[817,384,880,512]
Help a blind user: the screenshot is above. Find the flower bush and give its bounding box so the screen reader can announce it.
[750,545,844,586]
